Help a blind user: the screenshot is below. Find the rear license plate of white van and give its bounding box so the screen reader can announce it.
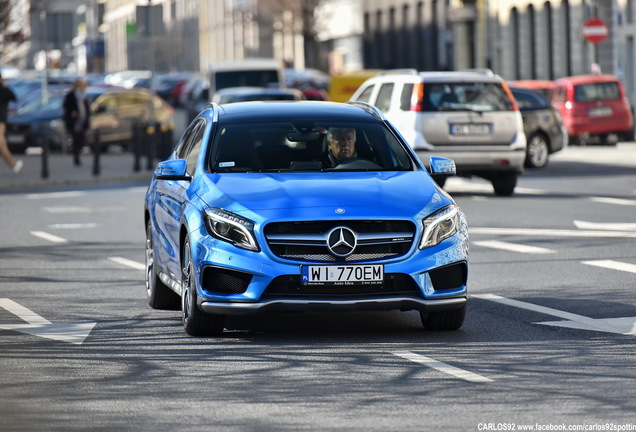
[450,123,492,136]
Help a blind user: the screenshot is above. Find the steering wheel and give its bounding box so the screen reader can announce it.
[333,158,383,170]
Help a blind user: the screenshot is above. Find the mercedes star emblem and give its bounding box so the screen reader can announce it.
[327,226,357,257]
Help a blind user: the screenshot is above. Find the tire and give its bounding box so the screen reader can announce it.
[182,237,225,336]
[491,172,517,197]
[145,221,180,310]
[420,304,466,330]
[525,133,549,168]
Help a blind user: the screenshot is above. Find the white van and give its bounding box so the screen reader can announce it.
[208,59,284,95]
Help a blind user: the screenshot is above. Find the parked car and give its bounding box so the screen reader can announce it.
[89,87,174,151]
[350,69,526,196]
[144,101,469,336]
[509,87,567,168]
[6,89,69,153]
[551,74,635,145]
[212,86,305,104]
[7,86,173,153]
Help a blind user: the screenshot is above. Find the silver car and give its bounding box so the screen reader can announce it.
[350,70,526,196]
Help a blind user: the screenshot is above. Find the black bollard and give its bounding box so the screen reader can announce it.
[40,131,49,179]
[92,129,101,176]
[146,123,156,171]
[133,120,142,172]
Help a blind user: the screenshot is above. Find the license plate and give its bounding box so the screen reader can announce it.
[450,123,491,136]
[301,265,384,285]
[589,107,612,117]
[7,134,25,144]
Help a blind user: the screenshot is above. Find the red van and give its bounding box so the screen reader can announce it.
[552,75,634,145]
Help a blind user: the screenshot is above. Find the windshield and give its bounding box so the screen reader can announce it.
[208,120,414,173]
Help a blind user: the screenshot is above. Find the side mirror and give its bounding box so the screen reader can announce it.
[429,156,456,177]
[155,159,191,181]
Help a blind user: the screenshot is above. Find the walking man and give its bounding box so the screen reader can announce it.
[63,78,90,166]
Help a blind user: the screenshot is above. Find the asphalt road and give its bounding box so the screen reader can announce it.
[0,144,635,431]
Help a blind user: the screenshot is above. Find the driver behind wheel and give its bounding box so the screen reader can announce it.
[323,127,358,167]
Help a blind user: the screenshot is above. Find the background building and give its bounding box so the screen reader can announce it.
[4,0,636,106]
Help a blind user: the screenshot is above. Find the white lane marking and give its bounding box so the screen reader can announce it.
[582,260,636,274]
[48,223,100,230]
[393,351,493,383]
[538,318,636,336]
[108,257,145,270]
[590,196,636,206]
[473,240,554,254]
[25,191,86,200]
[31,231,68,244]
[42,206,94,214]
[469,227,636,238]
[574,220,636,231]
[0,298,51,325]
[444,178,546,195]
[474,294,636,336]
[0,298,96,345]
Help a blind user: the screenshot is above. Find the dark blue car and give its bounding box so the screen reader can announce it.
[144,101,469,336]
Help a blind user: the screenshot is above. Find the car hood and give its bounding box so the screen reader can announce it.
[195,171,453,221]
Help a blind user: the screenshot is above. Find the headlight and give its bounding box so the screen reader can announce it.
[204,208,260,252]
[419,205,460,249]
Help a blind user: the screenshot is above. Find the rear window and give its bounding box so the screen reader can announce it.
[511,88,550,109]
[215,70,280,91]
[574,82,621,102]
[421,82,514,112]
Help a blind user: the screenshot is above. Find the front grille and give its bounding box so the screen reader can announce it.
[201,266,252,295]
[264,220,416,262]
[261,273,420,299]
[429,262,467,291]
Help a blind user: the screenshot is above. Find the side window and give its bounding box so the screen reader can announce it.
[375,83,394,112]
[400,83,414,111]
[175,119,204,159]
[355,84,375,103]
[184,123,206,175]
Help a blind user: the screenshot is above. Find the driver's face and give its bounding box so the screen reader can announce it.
[328,130,356,161]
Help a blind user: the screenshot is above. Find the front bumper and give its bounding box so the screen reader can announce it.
[200,296,467,315]
[190,219,469,315]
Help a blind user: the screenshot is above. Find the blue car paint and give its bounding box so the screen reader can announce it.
[145,101,469,333]
[147,169,468,298]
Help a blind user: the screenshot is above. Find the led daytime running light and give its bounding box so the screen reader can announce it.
[420,205,459,249]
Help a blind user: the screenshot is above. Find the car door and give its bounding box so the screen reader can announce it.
[153,118,207,279]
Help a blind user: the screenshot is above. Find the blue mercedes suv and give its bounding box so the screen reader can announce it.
[144,101,469,336]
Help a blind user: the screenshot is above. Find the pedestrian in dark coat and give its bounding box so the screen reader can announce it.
[63,78,90,166]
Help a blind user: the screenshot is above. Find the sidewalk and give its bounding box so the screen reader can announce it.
[0,149,156,192]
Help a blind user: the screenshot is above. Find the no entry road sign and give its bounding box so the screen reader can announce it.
[583,17,608,44]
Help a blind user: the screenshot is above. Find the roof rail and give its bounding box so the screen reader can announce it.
[378,68,418,76]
